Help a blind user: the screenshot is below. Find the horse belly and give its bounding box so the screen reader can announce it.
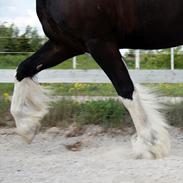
[123,30,183,49]
[124,0,183,49]
[37,0,117,42]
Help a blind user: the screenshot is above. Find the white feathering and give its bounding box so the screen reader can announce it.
[120,84,171,159]
[11,78,49,143]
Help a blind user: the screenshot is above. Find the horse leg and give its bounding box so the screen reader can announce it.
[11,40,84,143]
[87,40,170,159]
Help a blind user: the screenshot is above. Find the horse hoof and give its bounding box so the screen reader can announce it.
[134,151,157,159]
[131,131,171,159]
[16,123,41,144]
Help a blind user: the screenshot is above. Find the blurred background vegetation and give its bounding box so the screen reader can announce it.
[0,24,183,69]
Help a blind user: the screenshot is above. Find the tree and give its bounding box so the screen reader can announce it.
[0,24,18,52]
[0,24,46,52]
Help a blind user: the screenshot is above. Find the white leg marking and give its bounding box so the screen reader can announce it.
[11,78,49,143]
[120,85,171,159]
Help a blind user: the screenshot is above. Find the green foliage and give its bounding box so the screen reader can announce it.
[0,54,30,68]
[47,83,117,96]
[148,83,183,97]
[0,84,14,126]
[0,24,46,52]
[48,83,183,97]
[0,24,17,51]
[0,84,14,96]
[0,94,12,127]
[166,102,183,127]
[42,99,79,127]
[52,54,99,69]
[74,54,99,69]
[76,100,127,128]
[42,99,128,128]
[124,49,183,69]
[0,98,9,114]
[0,53,99,69]
[0,83,183,100]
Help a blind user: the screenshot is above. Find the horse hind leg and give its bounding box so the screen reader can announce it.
[87,40,170,159]
[11,40,84,143]
[120,85,171,159]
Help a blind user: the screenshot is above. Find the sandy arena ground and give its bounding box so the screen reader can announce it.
[0,127,183,183]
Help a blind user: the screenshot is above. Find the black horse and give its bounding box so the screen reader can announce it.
[11,0,182,159]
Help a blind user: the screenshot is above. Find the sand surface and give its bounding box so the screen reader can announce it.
[0,127,183,183]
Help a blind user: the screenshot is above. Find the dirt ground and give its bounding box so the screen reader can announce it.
[0,126,183,183]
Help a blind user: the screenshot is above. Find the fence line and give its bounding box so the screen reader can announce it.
[0,69,182,83]
[135,48,176,70]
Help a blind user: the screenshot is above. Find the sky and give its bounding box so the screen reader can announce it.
[0,0,44,35]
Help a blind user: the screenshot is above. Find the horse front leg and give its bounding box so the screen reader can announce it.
[87,40,170,159]
[11,40,84,143]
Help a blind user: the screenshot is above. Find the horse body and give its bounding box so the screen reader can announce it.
[11,0,182,158]
[37,0,183,49]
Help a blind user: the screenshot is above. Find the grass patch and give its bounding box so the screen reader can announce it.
[0,83,183,98]
[0,84,14,95]
[0,98,13,127]
[42,100,79,128]
[148,83,183,97]
[0,54,100,69]
[165,102,183,127]
[0,54,31,69]
[47,83,183,97]
[0,85,14,127]
[42,99,131,129]
[76,99,128,128]
[46,83,117,96]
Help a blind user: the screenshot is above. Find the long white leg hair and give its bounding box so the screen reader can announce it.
[120,84,171,159]
[11,78,49,143]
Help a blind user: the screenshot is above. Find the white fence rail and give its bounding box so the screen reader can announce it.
[0,69,182,83]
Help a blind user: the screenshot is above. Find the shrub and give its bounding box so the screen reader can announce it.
[124,49,183,69]
[42,99,130,129]
[42,99,79,127]
[76,99,127,128]
[0,97,13,127]
[165,102,183,127]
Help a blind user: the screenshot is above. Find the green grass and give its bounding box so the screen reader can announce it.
[147,83,183,97]
[0,84,14,95]
[0,52,183,69]
[47,83,183,97]
[76,99,127,128]
[0,83,183,98]
[45,83,117,96]
[0,97,12,127]
[165,102,183,127]
[140,53,183,69]
[53,54,100,70]
[42,99,130,129]
[0,84,14,127]
[0,54,100,69]
[0,54,31,69]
